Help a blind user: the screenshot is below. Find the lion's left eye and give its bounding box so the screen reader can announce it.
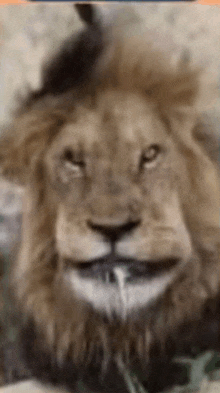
[61,148,85,176]
[141,144,161,168]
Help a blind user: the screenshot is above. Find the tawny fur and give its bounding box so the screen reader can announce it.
[0,30,219,390]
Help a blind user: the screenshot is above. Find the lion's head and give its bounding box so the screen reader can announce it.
[1,4,219,392]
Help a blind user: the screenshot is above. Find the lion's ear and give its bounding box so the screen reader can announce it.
[0,127,27,185]
[160,65,218,143]
[0,110,66,186]
[166,50,217,111]
[146,49,217,141]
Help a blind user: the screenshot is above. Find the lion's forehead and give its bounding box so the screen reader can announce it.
[54,89,169,158]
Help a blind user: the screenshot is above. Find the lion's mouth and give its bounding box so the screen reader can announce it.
[66,255,180,284]
[64,255,181,317]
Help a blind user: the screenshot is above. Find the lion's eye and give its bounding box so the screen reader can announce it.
[61,148,85,176]
[141,144,161,169]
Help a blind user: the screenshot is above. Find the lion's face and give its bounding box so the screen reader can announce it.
[45,89,192,318]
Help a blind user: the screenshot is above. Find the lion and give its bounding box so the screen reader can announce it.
[0,4,219,393]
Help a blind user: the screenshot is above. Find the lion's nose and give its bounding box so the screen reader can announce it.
[87,218,140,242]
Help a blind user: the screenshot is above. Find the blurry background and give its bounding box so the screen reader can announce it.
[0,3,220,258]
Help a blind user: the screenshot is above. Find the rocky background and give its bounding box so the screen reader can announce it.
[0,2,220,265]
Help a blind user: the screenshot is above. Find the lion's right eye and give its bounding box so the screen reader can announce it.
[140,144,161,170]
[61,148,85,177]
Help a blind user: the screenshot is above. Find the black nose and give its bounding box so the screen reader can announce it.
[87,218,140,242]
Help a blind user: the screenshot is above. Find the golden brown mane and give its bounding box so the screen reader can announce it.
[0,12,219,392]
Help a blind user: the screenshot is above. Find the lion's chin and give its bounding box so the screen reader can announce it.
[63,256,181,319]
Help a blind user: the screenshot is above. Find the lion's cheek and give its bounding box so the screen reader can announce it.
[55,210,111,261]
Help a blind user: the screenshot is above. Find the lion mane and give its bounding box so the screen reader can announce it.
[0,5,219,393]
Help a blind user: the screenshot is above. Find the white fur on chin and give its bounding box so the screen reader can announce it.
[65,267,175,319]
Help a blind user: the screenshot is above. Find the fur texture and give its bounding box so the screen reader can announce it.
[0,6,219,393]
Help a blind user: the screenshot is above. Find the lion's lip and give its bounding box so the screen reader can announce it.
[66,255,180,282]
